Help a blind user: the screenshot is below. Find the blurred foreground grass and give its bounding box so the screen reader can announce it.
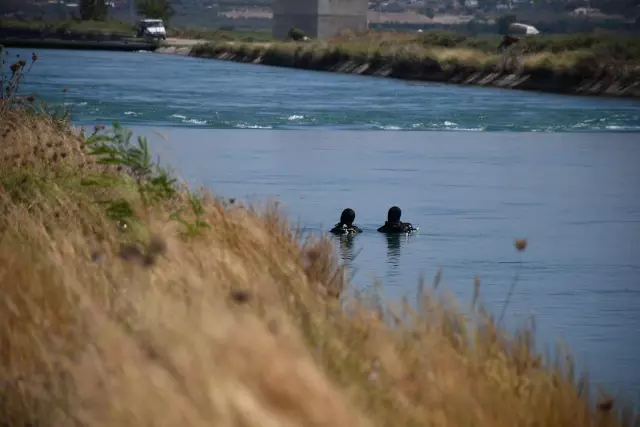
[0,51,638,427]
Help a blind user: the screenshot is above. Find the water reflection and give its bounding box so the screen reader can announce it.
[384,233,414,281]
[385,234,402,278]
[335,234,357,263]
[333,232,416,282]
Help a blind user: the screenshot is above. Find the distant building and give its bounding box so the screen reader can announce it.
[272,0,368,40]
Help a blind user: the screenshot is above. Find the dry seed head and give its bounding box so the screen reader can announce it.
[596,397,614,413]
[230,290,252,304]
[119,243,144,262]
[90,250,104,264]
[142,253,157,268]
[472,275,481,308]
[147,235,167,256]
[515,238,528,252]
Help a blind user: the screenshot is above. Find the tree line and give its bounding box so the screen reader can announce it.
[79,0,175,22]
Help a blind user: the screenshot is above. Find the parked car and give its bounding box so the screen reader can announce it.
[137,19,167,40]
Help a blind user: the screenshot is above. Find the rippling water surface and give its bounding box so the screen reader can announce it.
[13,48,640,132]
[13,48,640,398]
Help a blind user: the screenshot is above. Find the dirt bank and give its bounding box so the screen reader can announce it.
[155,45,193,56]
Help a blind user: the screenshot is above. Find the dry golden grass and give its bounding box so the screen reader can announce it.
[0,110,100,170]
[1,111,638,427]
[522,50,592,71]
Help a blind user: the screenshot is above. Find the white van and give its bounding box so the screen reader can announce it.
[137,19,167,40]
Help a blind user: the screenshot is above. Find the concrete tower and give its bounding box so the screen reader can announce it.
[272,0,368,40]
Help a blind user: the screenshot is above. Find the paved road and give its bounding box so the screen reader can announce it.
[165,38,272,48]
[165,37,203,47]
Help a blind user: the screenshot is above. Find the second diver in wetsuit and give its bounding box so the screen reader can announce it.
[329,208,363,235]
[377,206,417,234]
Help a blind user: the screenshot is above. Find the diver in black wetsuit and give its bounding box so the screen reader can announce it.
[377,206,416,234]
[329,208,363,235]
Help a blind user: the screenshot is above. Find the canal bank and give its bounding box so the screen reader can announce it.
[179,42,640,100]
[6,33,640,99]
[3,36,638,99]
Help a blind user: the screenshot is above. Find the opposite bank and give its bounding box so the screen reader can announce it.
[157,42,640,99]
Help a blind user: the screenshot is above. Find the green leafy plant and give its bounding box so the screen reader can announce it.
[288,27,306,42]
[82,123,177,228]
[81,123,210,238]
[169,190,211,238]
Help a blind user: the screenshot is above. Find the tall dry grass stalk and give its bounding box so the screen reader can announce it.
[0,111,637,427]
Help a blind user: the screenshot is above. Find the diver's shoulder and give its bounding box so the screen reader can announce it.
[330,224,362,235]
[377,222,418,234]
[329,224,345,234]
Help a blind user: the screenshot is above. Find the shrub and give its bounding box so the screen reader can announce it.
[288,27,306,41]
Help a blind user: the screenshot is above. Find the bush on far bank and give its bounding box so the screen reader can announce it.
[333,29,640,62]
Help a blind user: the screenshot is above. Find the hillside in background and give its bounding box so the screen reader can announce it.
[1,0,272,30]
[1,0,638,33]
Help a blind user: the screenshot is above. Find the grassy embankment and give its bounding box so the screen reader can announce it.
[191,31,640,97]
[1,50,639,427]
